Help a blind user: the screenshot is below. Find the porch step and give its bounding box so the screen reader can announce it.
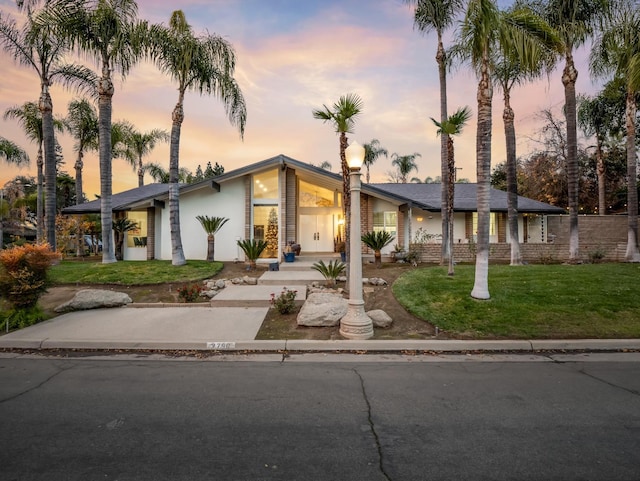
[258,269,325,286]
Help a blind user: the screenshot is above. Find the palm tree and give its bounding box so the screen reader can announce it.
[529,0,610,262]
[312,93,364,263]
[237,238,268,270]
[361,231,395,268]
[146,10,247,267]
[362,139,388,183]
[431,106,472,275]
[4,101,65,242]
[122,127,170,187]
[144,162,193,184]
[0,138,29,166]
[457,0,558,299]
[405,0,465,265]
[65,98,99,205]
[391,152,421,183]
[195,215,229,262]
[43,0,145,263]
[590,0,640,261]
[0,4,95,250]
[112,217,138,261]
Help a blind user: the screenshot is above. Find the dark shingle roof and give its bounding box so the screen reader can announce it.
[62,183,178,214]
[371,183,565,213]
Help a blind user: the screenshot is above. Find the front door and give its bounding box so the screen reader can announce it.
[300,215,334,252]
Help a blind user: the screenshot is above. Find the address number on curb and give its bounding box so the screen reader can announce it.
[206,342,236,350]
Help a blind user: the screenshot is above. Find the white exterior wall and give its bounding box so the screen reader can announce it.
[409,211,465,243]
[157,179,246,262]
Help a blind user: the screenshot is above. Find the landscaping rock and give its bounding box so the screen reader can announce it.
[201,290,218,299]
[215,279,226,289]
[297,292,348,327]
[368,277,388,286]
[242,275,258,285]
[54,289,132,313]
[367,309,393,328]
[231,277,243,285]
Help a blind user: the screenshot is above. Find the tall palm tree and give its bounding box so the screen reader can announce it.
[457,0,558,299]
[4,101,65,242]
[362,138,388,183]
[122,127,170,187]
[391,152,421,183]
[590,0,640,261]
[529,0,610,262]
[0,138,30,167]
[146,10,247,266]
[431,106,472,275]
[144,162,192,184]
[44,0,145,263]
[0,4,95,250]
[312,93,364,263]
[405,0,464,265]
[195,215,229,262]
[65,98,99,205]
[492,22,556,266]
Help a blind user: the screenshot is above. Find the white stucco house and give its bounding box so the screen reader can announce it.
[62,154,565,262]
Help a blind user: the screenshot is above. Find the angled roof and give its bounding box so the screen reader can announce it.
[62,183,178,214]
[372,183,565,213]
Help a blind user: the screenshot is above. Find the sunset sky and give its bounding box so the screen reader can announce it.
[0,0,601,199]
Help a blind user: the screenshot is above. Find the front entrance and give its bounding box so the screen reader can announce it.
[300,214,334,252]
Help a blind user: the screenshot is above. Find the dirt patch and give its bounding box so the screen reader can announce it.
[39,261,436,340]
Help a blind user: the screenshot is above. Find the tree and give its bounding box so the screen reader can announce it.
[312,93,364,264]
[0,4,95,250]
[361,231,395,268]
[147,10,247,266]
[311,160,332,171]
[195,215,229,262]
[405,0,465,265]
[529,0,610,262]
[4,101,65,242]
[431,106,472,275]
[391,152,421,183]
[144,162,193,184]
[122,126,169,187]
[362,139,388,183]
[65,98,99,205]
[265,207,278,257]
[457,0,558,298]
[44,0,145,263]
[0,138,29,167]
[112,217,138,261]
[590,0,640,261]
[206,161,225,177]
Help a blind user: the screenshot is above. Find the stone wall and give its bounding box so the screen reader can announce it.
[546,215,632,244]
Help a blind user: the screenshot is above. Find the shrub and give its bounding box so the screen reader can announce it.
[237,239,269,269]
[0,243,59,309]
[0,306,46,331]
[361,231,395,268]
[311,259,345,286]
[588,245,607,264]
[270,288,298,314]
[177,283,203,303]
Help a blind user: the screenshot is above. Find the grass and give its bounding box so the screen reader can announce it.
[49,259,224,285]
[393,264,640,339]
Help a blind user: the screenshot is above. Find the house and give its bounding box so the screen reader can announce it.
[62,154,565,262]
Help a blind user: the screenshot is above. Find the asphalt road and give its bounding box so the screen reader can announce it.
[1,353,639,481]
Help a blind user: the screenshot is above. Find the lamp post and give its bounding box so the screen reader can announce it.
[339,141,373,340]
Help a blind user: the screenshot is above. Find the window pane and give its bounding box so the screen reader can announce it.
[299,180,335,207]
[126,212,147,248]
[253,169,278,199]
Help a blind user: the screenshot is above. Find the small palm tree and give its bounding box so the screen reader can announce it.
[65,98,99,205]
[237,239,268,270]
[196,215,229,262]
[122,126,170,187]
[363,139,388,183]
[112,217,138,261]
[361,231,396,268]
[391,152,421,183]
[311,259,346,287]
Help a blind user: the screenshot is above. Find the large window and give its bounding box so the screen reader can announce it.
[472,212,497,236]
[373,211,397,236]
[253,169,278,199]
[126,212,147,248]
[299,180,336,207]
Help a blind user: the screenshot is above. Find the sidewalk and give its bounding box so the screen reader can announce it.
[1,305,640,353]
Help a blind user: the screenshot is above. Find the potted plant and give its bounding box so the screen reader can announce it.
[336,241,346,262]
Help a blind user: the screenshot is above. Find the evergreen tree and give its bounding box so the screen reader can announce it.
[265,207,278,256]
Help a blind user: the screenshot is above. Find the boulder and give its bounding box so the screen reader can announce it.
[215,279,226,289]
[297,292,348,327]
[55,289,132,313]
[367,309,393,328]
[242,275,258,285]
[368,277,388,286]
[201,290,218,299]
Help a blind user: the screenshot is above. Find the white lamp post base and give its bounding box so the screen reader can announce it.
[339,300,373,339]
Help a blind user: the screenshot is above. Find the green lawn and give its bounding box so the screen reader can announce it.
[393,264,640,339]
[49,260,223,285]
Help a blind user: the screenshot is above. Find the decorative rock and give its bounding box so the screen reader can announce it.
[201,290,218,299]
[369,277,388,286]
[215,279,226,289]
[55,289,132,313]
[362,278,369,284]
[297,292,348,327]
[367,309,393,328]
[242,275,258,285]
[336,276,347,283]
[231,277,243,285]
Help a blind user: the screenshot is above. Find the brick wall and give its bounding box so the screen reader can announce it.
[547,215,634,244]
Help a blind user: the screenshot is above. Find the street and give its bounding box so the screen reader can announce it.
[1,353,639,480]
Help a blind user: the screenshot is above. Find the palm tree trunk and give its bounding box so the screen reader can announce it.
[624,87,640,261]
[207,234,215,262]
[437,31,451,265]
[75,151,83,205]
[447,137,455,276]
[40,87,56,251]
[137,154,144,187]
[596,140,605,216]
[471,48,492,300]
[503,91,522,265]
[169,94,186,266]
[562,53,580,262]
[340,132,350,277]
[36,146,44,243]
[99,63,116,264]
